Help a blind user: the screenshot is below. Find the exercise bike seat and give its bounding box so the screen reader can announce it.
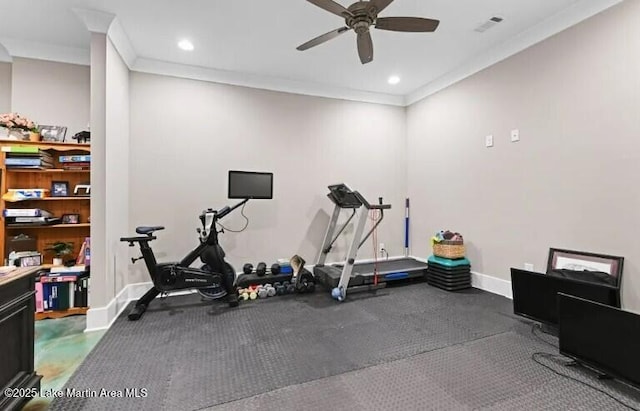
[136,226,165,235]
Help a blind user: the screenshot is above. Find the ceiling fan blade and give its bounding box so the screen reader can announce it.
[370,0,395,14]
[375,17,440,32]
[357,31,373,64]
[306,0,354,18]
[297,27,350,51]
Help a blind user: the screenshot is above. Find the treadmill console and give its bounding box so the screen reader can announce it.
[327,184,363,209]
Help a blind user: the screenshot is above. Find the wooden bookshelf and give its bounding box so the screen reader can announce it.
[0,139,90,151]
[0,141,91,261]
[6,223,90,230]
[35,307,88,320]
[6,196,90,201]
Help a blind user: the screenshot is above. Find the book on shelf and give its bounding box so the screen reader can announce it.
[3,208,52,217]
[2,146,47,153]
[59,155,90,163]
[2,188,48,202]
[62,162,90,170]
[49,264,87,274]
[35,281,44,312]
[5,157,54,168]
[5,216,61,225]
[38,272,89,311]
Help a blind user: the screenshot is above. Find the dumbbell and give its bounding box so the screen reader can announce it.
[297,280,316,294]
[243,262,281,277]
[258,287,268,299]
[274,282,285,295]
[283,281,295,294]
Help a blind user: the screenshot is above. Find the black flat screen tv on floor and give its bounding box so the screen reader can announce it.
[558,293,640,390]
[511,268,619,326]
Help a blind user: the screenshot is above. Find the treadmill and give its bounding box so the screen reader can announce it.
[314,184,428,301]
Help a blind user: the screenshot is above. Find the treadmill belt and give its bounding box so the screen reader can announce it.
[336,258,428,274]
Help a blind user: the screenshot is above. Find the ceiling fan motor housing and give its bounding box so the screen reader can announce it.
[346,2,376,33]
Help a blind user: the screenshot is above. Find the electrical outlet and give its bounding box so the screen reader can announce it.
[511,129,520,142]
[485,135,494,147]
[524,263,534,271]
[379,243,385,252]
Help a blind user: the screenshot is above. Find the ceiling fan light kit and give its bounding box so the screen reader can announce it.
[297,0,440,64]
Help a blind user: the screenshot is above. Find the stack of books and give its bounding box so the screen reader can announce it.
[3,208,60,226]
[59,154,90,170]
[2,146,54,169]
[35,265,90,312]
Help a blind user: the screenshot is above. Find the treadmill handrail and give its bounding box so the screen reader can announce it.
[353,191,391,210]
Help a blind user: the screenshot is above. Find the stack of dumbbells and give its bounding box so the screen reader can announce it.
[237,255,316,301]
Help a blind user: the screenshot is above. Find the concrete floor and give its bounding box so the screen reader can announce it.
[22,316,105,411]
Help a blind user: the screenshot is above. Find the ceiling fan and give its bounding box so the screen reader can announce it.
[297,0,440,64]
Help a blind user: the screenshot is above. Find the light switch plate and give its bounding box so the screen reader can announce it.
[511,129,520,142]
[485,135,494,147]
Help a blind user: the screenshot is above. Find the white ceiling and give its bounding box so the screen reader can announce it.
[0,0,621,104]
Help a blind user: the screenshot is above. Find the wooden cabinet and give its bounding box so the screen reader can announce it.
[0,140,90,319]
[0,267,42,411]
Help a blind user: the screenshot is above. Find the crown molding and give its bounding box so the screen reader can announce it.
[0,43,11,63]
[0,37,89,66]
[405,0,623,106]
[107,18,137,69]
[0,0,622,106]
[133,58,406,106]
[72,8,116,34]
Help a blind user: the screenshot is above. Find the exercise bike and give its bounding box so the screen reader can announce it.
[120,198,249,320]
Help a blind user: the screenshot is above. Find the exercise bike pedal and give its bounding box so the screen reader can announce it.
[128,305,147,321]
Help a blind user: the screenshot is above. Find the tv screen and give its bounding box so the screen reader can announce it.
[228,171,273,199]
[558,293,640,389]
[511,268,619,326]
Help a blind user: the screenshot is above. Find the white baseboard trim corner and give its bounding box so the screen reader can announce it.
[84,282,215,332]
[471,271,513,300]
[85,281,153,332]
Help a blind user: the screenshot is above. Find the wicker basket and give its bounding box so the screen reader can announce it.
[433,240,465,259]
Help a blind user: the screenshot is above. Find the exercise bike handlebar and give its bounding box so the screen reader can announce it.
[215,197,250,220]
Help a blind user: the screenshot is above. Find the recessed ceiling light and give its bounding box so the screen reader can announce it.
[388,76,401,85]
[178,39,194,51]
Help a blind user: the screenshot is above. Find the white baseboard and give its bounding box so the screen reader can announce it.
[85,258,514,331]
[471,271,512,299]
[85,282,214,332]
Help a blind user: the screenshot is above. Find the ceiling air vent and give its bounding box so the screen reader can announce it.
[474,16,504,33]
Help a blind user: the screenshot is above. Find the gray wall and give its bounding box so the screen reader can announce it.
[0,62,10,113]
[407,1,640,311]
[128,72,407,284]
[11,57,89,136]
[105,38,130,296]
[89,33,108,308]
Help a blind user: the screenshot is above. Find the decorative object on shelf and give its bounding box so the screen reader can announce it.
[72,130,90,143]
[45,241,74,266]
[8,250,42,267]
[0,112,38,141]
[62,214,80,224]
[51,181,69,197]
[73,183,90,196]
[2,188,48,202]
[39,125,67,142]
[29,131,40,142]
